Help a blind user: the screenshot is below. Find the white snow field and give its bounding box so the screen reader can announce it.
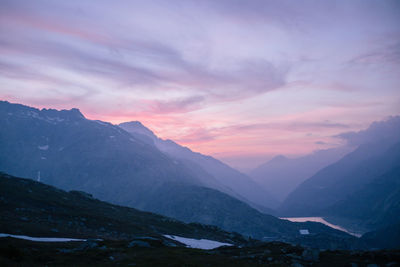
[164,235,233,250]
[0,233,87,242]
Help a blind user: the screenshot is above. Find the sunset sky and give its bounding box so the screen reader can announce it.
[1,0,399,170]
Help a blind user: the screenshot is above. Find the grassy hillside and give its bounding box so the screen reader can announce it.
[0,172,245,244]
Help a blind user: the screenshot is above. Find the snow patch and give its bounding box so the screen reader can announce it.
[46,116,64,122]
[299,229,310,235]
[23,111,65,124]
[164,235,232,250]
[0,233,87,242]
[38,145,49,150]
[27,111,39,118]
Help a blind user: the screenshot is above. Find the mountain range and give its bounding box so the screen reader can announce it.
[1,100,399,249]
[119,121,279,211]
[249,146,354,201]
[248,117,400,203]
[326,165,400,232]
[278,116,400,235]
[0,100,347,241]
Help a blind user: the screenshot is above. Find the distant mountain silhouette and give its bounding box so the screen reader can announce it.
[249,147,353,201]
[327,165,400,231]
[119,121,279,210]
[279,116,400,222]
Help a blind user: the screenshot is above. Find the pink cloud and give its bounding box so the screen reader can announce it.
[0,8,110,45]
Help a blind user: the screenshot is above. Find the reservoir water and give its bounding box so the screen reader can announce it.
[280,217,362,237]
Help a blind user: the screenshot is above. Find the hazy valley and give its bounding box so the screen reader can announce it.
[1,1,399,265]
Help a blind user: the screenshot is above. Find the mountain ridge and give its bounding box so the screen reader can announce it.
[249,147,353,201]
[119,121,279,210]
[0,100,344,241]
[278,115,400,225]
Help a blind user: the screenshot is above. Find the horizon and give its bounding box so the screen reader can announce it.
[1,0,399,170]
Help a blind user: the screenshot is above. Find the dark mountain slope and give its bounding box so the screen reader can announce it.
[0,172,244,244]
[0,172,356,250]
[251,116,400,203]
[140,183,294,238]
[326,166,400,231]
[360,223,400,249]
[280,140,400,216]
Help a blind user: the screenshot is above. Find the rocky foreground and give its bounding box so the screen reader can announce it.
[1,173,399,266]
[1,237,399,267]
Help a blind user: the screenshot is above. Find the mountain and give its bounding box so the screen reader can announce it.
[279,116,400,217]
[119,121,279,210]
[249,147,353,201]
[0,101,346,241]
[326,166,400,231]
[251,116,400,203]
[0,172,361,250]
[0,101,204,207]
[360,223,400,249]
[0,172,244,244]
[280,141,400,217]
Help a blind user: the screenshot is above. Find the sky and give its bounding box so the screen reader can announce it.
[0,0,399,171]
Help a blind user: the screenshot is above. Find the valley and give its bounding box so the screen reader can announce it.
[1,1,399,265]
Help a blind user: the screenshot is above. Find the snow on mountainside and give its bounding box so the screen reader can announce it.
[164,235,233,250]
[0,233,87,242]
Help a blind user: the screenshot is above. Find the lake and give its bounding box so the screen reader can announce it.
[280,217,362,237]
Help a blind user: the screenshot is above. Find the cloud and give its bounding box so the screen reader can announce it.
[175,128,216,144]
[174,120,350,145]
[232,121,349,132]
[348,42,400,65]
[0,37,165,86]
[315,141,327,145]
[0,60,86,88]
[148,96,205,114]
[0,6,109,45]
[335,116,400,146]
[0,21,288,114]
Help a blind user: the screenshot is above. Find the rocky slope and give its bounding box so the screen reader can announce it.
[0,172,244,244]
